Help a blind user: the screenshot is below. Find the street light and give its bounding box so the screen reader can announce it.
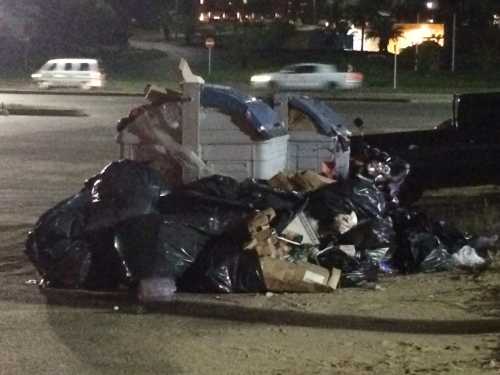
[415,1,437,71]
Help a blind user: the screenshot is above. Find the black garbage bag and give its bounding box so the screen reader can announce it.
[80,228,126,289]
[114,214,212,283]
[158,176,253,237]
[238,178,307,233]
[419,247,453,273]
[25,190,92,288]
[178,234,266,293]
[364,247,397,273]
[306,176,387,227]
[160,175,306,235]
[431,220,469,254]
[86,159,170,231]
[180,174,242,201]
[339,218,395,252]
[315,247,378,287]
[391,208,472,273]
[159,191,252,236]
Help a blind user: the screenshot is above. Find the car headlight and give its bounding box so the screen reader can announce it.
[250,75,271,83]
[31,73,42,79]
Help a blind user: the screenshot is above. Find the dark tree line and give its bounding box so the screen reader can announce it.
[0,0,499,71]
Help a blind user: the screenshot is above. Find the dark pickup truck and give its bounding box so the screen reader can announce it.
[350,92,500,190]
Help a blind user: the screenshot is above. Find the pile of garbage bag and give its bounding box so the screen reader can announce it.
[25,152,497,299]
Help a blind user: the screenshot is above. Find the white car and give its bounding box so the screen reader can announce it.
[250,63,363,91]
[31,58,105,90]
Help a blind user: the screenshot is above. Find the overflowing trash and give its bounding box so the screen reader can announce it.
[25,156,496,298]
[24,74,498,300]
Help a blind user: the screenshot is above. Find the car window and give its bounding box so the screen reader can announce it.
[80,63,90,71]
[64,63,72,71]
[293,65,317,74]
[48,63,57,71]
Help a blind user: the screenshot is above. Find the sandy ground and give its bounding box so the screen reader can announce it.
[0,98,499,374]
[1,223,499,375]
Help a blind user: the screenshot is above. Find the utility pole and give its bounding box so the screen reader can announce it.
[393,44,398,90]
[312,0,317,24]
[414,12,420,71]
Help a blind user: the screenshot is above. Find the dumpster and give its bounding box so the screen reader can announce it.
[199,85,289,180]
[116,83,289,184]
[286,96,351,180]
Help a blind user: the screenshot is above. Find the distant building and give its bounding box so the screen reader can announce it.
[195,0,340,24]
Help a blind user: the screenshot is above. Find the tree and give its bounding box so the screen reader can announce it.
[437,0,500,70]
[345,0,390,51]
[366,15,404,53]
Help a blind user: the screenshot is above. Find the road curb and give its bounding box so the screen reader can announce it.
[0,89,144,97]
[0,88,452,104]
[321,96,411,103]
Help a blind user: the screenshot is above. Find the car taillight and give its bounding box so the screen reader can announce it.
[347,73,363,81]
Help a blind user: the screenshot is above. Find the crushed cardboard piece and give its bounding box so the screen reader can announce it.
[259,257,333,293]
[244,209,290,258]
[291,170,334,192]
[328,268,342,290]
[269,171,334,193]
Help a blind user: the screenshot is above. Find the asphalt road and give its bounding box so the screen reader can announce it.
[1,92,498,375]
[0,92,451,135]
[0,92,450,224]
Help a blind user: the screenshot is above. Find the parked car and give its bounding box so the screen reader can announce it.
[250,63,363,91]
[31,58,105,90]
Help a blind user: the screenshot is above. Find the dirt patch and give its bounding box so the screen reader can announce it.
[1,221,499,375]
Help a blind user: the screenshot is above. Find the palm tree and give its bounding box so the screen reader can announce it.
[345,0,392,52]
[366,15,404,53]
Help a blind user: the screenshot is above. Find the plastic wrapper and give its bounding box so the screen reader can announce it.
[419,247,453,273]
[451,245,488,269]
